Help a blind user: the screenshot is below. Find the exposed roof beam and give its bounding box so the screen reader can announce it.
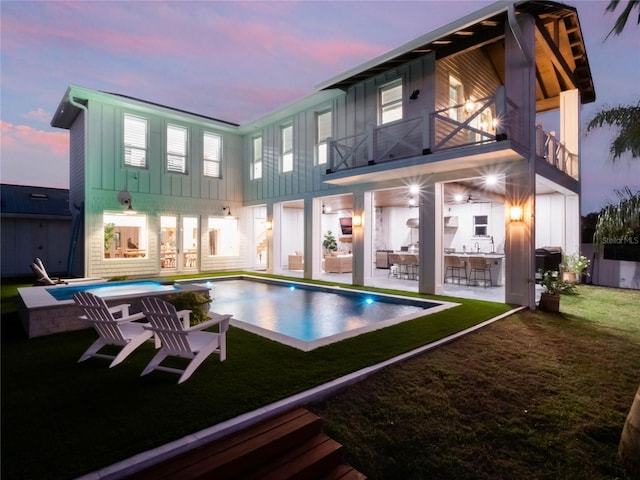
[535,18,576,90]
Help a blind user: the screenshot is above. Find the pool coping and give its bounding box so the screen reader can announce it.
[190,274,460,351]
[79,305,526,480]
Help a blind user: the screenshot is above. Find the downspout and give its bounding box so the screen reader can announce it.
[66,94,89,277]
[507,3,534,67]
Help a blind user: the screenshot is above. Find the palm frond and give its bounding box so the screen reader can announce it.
[605,0,640,39]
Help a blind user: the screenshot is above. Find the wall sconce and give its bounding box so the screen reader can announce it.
[409,89,420,100]
[265,219,273,230]
[222,206,232,217]
[510,205,523,222]
[464,98,476,114]
[117,190,136,214]
[352,214,363,227]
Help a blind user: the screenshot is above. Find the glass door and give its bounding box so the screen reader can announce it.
[160,215,199,272]
[181,216,199,271]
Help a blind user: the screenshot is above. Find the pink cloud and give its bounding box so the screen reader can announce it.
[1,121,68,156]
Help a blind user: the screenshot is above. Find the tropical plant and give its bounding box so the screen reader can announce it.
[604,0,640,39]
[586,103,640,161]
[104,223,115,251]
[593,187,640,247]
[539,270,577,296]
[323,230,337,252]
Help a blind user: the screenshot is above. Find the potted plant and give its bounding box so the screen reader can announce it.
[561,252,590,283]
[104,222,115,257]
[538,269,576,312]
[323,230,337,254]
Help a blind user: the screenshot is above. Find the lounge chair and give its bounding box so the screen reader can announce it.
[30,258,63,285]
[139,297,231,384]
[31,257,105,286]
[73,291,153,368]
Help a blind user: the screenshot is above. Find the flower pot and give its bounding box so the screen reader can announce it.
[539,292,560,312]
[562,271,576,283]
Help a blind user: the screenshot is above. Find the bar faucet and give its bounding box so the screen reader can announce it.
[474,241,480,253]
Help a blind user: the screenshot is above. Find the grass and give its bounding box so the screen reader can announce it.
[0,274,510,480]
[310,285,640,479]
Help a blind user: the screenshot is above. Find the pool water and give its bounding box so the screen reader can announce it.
[204,278,442,348]
[46,280,178,301]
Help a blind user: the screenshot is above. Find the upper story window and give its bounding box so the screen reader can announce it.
[203,132,222,178]
[379,80,403,125]
[124,114,147,167]
[281,124,293,172]
[449,76,463,122]
[316,110,332,165]
[167,124,188,173]
[252,136,262,179]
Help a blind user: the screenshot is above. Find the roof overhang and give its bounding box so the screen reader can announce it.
[316,0,594,109]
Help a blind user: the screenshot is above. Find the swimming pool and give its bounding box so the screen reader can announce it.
[45,280,178,301]
[199,277,457,351]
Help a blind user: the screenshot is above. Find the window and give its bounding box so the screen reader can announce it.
[449,76,463,122]
[281,125,293,172]
[252,136,262,179]
[103,212,147,259]
[124,114,147,167]
[379,80,403,125]
[203,132,222,178]
[208,217,239,256]
[473,215,489,237]
[316,110,332,165]
[167,124,187,173]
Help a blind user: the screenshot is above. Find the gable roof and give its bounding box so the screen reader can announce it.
[1,184,71,218]
[316,0,595,109]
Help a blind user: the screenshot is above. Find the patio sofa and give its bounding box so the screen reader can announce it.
[324,253,352,273]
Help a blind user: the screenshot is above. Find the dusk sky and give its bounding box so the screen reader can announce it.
[1,0,638,213]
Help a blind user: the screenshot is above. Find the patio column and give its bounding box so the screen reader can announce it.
[418,182,441,295]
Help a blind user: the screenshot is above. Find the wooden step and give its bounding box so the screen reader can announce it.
[322,464,368,480]
[122,407,367,480]
[125,407,322,479]
[248,433,344,480]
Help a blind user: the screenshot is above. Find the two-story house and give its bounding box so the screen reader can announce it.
[51,0,594,309]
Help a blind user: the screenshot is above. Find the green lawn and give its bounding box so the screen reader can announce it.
[311,285,640,479]
[0,275,511,480]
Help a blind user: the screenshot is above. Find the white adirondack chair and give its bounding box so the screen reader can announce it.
[73,291,153,367]
[139,296,231,384]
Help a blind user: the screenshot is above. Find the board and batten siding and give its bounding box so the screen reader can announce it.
[243,55,435,205]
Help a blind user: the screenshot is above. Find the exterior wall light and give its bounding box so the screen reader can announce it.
[352,214,363,227]
[510,205,523,222]
[265,219,273,230]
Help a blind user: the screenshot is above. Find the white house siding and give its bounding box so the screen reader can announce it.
[69,112,86,277]
[63,91,244,278]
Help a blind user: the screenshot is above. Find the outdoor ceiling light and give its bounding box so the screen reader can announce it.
[510,205,524,222]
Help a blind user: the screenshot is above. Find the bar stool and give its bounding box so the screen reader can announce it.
[468,256,492,287]
[444,256,467,284]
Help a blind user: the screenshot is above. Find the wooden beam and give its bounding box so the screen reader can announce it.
[535,18,576,90]
[536,96,560,113]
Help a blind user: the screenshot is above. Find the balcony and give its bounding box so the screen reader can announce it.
[326,87,577,181]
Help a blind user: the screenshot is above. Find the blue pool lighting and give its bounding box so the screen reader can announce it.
[289,285,296,290]
[365,297,374,305]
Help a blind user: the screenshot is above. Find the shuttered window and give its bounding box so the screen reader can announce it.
[316,110,331,165]
[167,124,187,173]
[203,132,222,178]
[124,114,147,167]
[252,136,262,179]
[379,80,403,125]
[281,125,293,172]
